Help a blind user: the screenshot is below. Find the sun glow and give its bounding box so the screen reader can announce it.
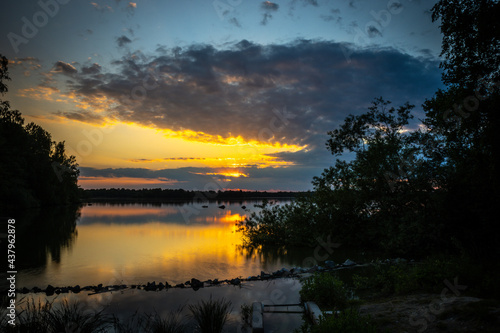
[193,170,249,178]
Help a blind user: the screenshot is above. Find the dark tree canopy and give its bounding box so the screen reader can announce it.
[432,0,500,87]
[0,54,80,210]
[240,0,500,259]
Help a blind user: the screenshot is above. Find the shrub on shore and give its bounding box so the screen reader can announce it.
[300,272,349,310]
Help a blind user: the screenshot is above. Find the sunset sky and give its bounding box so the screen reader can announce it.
[0,0,444,191]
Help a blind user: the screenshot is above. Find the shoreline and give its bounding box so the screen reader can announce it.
[7,258,382,296]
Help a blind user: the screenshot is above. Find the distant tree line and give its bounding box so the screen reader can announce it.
[83,188,307,201]
[239,0,500,260]
[0,55,80,210]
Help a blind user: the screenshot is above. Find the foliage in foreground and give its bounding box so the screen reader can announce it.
[1,298,111,333]
[144,309,187,333]
[295,308,377,333]
[314,308,377,333]
[352,255,500,299]
[300,272,349,310]
[1,297,233,333]
[188,296,232,333]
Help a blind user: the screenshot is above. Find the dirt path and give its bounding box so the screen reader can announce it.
[359,293,500,332]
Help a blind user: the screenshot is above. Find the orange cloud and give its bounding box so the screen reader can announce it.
[17,86,61,101]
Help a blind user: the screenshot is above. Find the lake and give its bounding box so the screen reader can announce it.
[6,200,377,332]
[7,200,317,332]
[14,200,316,289]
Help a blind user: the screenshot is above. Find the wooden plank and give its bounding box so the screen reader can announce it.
[264,310,304,313]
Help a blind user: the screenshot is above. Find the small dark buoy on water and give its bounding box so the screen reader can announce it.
[218,205,225,209]
[241,205,246,209]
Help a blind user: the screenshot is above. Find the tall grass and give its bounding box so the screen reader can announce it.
[188,297,232,333]
[144,308,187,333]
[0,297,110,333]
[113,310,152,333]
[11,297,52,333]
[47,299,111,333]
[1,297,236,333]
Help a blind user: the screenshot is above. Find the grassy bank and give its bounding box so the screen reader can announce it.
[296,255,500,332]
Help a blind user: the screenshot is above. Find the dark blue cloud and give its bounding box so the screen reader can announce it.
[79,166,323,191]
[49,39,442,189]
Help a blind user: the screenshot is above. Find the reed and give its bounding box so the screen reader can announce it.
[188,296,232,333]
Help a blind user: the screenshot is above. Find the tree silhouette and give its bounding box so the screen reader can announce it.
[0,54,80,209]
[422,0,500,258]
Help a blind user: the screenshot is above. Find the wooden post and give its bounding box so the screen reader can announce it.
[304,301,322,325]
[252,302,264,333]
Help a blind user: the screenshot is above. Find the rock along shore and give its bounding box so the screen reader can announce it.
[10,258,410,296]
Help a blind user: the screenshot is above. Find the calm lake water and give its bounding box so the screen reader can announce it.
[15,200,319,289]
[6,200,377,332]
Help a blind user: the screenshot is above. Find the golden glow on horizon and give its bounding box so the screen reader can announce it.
[17,88,307,180]
[192,170,249,178]
[79,176,182,189]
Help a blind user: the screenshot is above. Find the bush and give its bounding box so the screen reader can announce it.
[237,199,317,247]
[300,273,349,310]
[352,256,472,297]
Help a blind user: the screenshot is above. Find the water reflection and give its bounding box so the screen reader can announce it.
[0,205,80,291]
[17,201,315,289]
[13,201,377,291]
[16,205,80,267]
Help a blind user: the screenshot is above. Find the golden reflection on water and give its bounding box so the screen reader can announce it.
[40,204,261,286]
[18,202,298,289]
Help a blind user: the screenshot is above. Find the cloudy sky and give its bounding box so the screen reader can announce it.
[0,0,444,191]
